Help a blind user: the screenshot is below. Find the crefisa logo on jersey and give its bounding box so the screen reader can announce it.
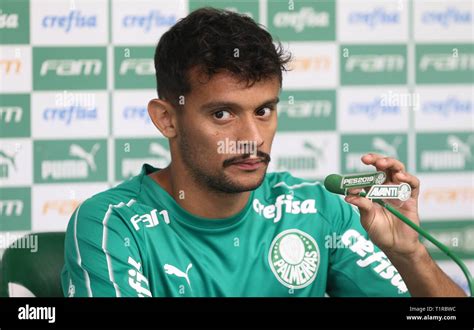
[269,229,320,289]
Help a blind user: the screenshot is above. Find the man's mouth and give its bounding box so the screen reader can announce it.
[223,152,271,171]
[230,158,265,171]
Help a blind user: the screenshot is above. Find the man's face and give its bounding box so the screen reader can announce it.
[172,69,280,194]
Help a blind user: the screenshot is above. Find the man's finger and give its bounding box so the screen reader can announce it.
[395,171,421,198]
[361,153,386,165]
[374,157,405,173]
[361,154,406,173]
[344,194,376,233]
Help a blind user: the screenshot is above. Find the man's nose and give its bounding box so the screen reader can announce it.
[237,115,264,150]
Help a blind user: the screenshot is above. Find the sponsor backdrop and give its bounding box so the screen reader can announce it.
[0,0,473,294]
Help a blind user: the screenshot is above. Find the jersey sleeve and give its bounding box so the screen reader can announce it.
[61,199,152,297]
[320,189,411,297]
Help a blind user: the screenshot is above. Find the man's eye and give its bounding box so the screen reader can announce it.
[213,110,231,120]
[256,107,273,117]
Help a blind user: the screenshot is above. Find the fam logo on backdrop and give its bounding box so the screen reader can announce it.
[418,173,473,220]
[340,45,407,85]
[416,44,474,84]
[0,94,30,138]
[0,187,31,231]
[282,43,338,89]
[33,47,107,90]
[278,90,336,131]
[114,47,155,89]
[0,46,32,92]
[31,183,108,232]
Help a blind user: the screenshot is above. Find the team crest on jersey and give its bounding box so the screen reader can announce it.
[268,229,320,289]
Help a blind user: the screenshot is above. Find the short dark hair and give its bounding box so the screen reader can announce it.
[154,7,291,105]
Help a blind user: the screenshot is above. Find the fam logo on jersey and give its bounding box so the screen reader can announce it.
[416,132,473,172]
[269,229,320,289]
[34,139,107,183]
[416,44,474,84]
[340,45,407,85]
[341,134,408,173]
[0,94,30,138]
[0,187,31,231]
[33,47,107,90]
[0,0,29,44]
[115,138,170,181]
[278,90,336,131]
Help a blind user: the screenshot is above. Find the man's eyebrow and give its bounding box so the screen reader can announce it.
[200,97,280,111]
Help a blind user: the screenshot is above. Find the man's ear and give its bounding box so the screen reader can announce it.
[147,98,177,138]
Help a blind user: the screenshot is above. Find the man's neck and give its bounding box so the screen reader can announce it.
[148,164,251,219]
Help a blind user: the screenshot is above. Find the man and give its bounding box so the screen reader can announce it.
[61,8,465,297]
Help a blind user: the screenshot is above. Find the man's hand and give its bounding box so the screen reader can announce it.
[344,153,466,296]
[344,153,422,257]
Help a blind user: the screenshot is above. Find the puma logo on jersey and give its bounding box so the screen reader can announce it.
[164,263,193,289]
[253,194,317,223]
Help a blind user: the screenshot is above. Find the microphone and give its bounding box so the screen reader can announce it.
[323,173,345,195]
[323,172,473,296]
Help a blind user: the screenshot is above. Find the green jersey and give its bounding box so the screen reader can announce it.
[61,163,410,297]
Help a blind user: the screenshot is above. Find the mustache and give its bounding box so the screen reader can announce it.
[223,151,271,168]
